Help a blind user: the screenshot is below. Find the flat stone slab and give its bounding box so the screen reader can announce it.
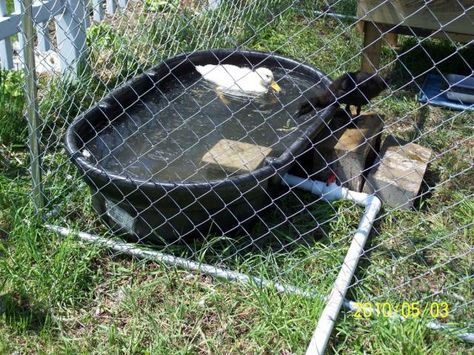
[312,111,384,191]
[363,135,432,209]
[201,139,272,176]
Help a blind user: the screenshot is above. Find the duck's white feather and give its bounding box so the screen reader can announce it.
[196,64,269,94]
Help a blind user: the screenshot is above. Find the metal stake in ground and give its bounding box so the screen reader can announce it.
[21,0,43,211]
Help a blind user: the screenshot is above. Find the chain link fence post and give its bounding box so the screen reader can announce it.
[21,0,43,211]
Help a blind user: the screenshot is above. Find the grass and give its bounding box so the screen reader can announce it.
[1,0,473,353]
[0,70,26,146]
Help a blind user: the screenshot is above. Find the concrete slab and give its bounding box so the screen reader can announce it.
[201,139,272,176]
[362,135,432,209]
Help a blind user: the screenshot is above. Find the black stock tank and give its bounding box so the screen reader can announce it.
[64,49,336,242]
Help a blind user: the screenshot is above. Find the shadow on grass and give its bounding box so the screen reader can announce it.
[386,37,474,94]
[413,167,441,211]
[104,186,342,279]
[0,292,49,333]
[178,188,340,263]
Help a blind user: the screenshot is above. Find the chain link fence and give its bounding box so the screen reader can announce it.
[1,0,473,352]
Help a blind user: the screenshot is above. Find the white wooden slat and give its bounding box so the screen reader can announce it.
[106,0,116,15]
[92,0,104,22]
[117,0,127,9]
[0,0,14,68]
[92,0,104,21]
[0,39,13,68]
[36,21,51,52]
[13,0,25,68]
[55,0,87,76]
[84,2,90,28]
[0,0,64,40]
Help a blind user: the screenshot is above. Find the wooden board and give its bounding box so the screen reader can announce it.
[201,139,272,175]
[357,0,474,36]
[311,111,383,191]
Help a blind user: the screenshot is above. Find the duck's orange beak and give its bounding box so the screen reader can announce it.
[271,81,281,92]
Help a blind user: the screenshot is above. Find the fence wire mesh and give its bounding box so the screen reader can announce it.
[1,0,473,352]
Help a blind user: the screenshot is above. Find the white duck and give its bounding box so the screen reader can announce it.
[195,64,281,96]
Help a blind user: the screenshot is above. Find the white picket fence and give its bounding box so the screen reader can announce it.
[0,0,129,74]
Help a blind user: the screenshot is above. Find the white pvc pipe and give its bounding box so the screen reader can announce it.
[46,174,474,348]
[309,198,381,354]
[426,321,474,343]
[282,174,381,355]
[207,0,221,10]
[341,301,474,343]
[45,224,317,299]
[312,10,358,21]
[283,175,474,351]
[45,222,473,345]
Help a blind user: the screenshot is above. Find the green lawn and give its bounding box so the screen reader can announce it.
[1,1,473,353]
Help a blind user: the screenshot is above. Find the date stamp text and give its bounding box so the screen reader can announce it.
[352,301,449,319]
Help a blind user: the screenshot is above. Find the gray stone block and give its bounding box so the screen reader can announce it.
[362,135,432,209]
